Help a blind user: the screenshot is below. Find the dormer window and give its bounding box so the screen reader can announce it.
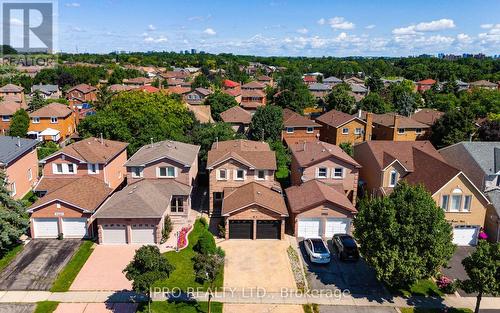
[306,127,314,134]
[88,163,99,174]
[158,166,175,178]
[333,167,343,178]
[389,170,398,187]
[217,169,228,180]
[286,127,294,134]
[256,170,266,180]
[32,117,40,124]
[234,169,245,180]
[131,167,143,178]
[317,167,328,178]
[50,117,58,124]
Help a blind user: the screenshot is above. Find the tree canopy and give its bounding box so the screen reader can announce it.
[189,122,242,162]
[430,108,476,148]
[9,109,30,138]
[249,105,283,142]
[354,182,455,288]
[204,91,238,121]
[325,83,356,113]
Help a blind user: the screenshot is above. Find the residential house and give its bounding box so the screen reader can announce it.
[29,137,128,239]
[93,140,200,244]
[282,108,321,145]
[354,141,490,246]
[456,80,470,92]
[160,70,190,81]
[66,84,97,107]
[223,79,240,90]
[184,87,212,105]
[166,78,191,88]
[223,88,242,104]
[30,84,61,99]
[240,89,266,112]
[439,142,500,242]
[256,75,273,86]
[316,109,372,145]
[416,79,437,93]
[469,80,498,90]
[0,96,28,134]
[28,103,76,142]
[206,139,288,240]
[167,86,191,96]
[285,180,357,238]
[289,140,361,204]
[122,77,153,87]
[135,86,160,93]
[344,77,365,86]
[348,84,368,102]
[0,136,39,200]
[365,112,429,141]
[108,84,135,93]
[411,109,444,137]
[308,83,332,99]
[220,106,252,134]
[241,81,266,91]
[303,75,317,85]
[0,84,25,103]
[323,76,342,87]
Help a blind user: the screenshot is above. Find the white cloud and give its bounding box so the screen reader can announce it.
[480,24,494,29]
[70,26,85,32]
[65,2,80,7]
[10,18,23,27]
[203,28,216,36]
[147,24,156,31]
[365,24,376,29]
[326,17,355,30]
[144,35,167,43]
[317,18,325,25]
[297,28,308,34]
[392,18,455,36]
[392,26,418,35]
[456,33,472,44]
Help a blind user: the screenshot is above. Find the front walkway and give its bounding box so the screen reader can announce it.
[54,303,137,313]
[70,245,137,291]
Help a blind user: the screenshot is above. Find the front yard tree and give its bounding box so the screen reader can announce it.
[9,109,30,138]
[123,245,174,313]
[193,252,224,313]
[204,91,238,121]
[354,182,455,289]
[28,90,45,112]
[249,105,283,142]
[460,241,500,313]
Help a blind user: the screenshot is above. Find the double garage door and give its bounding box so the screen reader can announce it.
[452,225,479,246]
[297,218,350,238]
[228,220,281,239]
[32,218,88,238]
[101,224,156,245]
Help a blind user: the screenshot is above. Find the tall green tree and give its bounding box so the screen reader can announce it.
[204,91,238,121]
[325,83,356,113]
[28,91,45,112]
[358,93,392,114]
[272,69,315,113]
[193,252,224,313]
[249,105,283,142]
[190,122,242,162]
[192,74,211,89]
[354,182,455,288]
[9,109,30,138]
[460,241,500,313]
[124,245,175,313]
[94,85,115,110]
[366,71,383,93]
[430,108,476,148]
[478,120,500,141]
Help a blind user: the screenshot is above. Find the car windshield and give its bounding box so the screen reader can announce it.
[311,239,328,253]
[340,236,357,248]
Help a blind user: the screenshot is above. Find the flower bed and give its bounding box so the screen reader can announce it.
[177,225,193,251]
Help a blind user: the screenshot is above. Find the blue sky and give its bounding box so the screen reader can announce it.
[54,0,500,56]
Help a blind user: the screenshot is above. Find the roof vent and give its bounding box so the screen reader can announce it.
[257,191,261,195]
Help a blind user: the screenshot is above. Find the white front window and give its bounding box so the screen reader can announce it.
[354,128,362,135]
[2,115,10,122]
[10,182,16,197]
[317,167,328,178]
[256,170,266,180]
[158,166,176,178]
[52,163,76,175]
[397,128,405,134]
[306,127,314,134]
[50,117,58,124]
[389,170,398,187]
[131,167,143,178]
[32,117,40,124]
[286,127,294,134]
[217,169,228,180]
[463,195,472,212]
[234,169,245,180]
[441,195,449,210]
[333,167,343,178]
[88,163,99,174]
[342,128,349,134]
[27,168,33,181]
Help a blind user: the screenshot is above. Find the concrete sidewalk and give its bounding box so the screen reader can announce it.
[0,290,498,311]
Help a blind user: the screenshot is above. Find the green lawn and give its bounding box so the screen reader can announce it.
[400,308,472,313]
[154,220,224,291]
[34,301,59,313]
[396,279,444,297]
[0,244,24,273]
[50,240,95,292]
[138,301,223,313]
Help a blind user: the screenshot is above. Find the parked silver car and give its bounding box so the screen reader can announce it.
[304,238,331,264]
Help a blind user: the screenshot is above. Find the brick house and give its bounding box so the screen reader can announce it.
[316,109,372,145]
[0,96,28,134]
[207,140,287,239]
[0,84,25,103]
[282,108,321,145]
[92,140,200,244]
[366,112,430,141]
[28,137,128,239]
[354,141,490,246]
[66,84,98,107]
[0,137,39,200]
[416,79,437,93]
[220,106,252,134]
[28,103,77,142]
[240,89,266,112]
[439,142,500,242]
[184,87,212,105]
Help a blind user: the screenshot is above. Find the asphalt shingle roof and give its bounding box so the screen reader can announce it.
[0,136,38,166]
[125,140,200,167]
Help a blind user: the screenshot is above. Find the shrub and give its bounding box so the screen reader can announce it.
[198,216,208,228]
[437,275,457,294]
[161,216,173,244]
[217,223,226,239]
[194,230,216,255]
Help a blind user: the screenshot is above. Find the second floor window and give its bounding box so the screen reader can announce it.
[50,117,58,124]
[2,115,10,122]
[27,168,33,181]
[256,170,266,180]
[306,127,314,134]
[158,166,175,178]
[317,167,328,178]
[333,167,343,178]
[171,196,184,213]
[354,128,362,135]
[88,163,99,174]
[389,170,398,187]
[286,127,294,134]
[217,169,227,180]
[32,117,40,124]
[235,169,245,180]
[131,167,143,178]
[397,128,405,134]
[53,163,75,174]
[342,128,349,134]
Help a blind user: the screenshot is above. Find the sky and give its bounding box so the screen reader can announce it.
[33,0,500,56]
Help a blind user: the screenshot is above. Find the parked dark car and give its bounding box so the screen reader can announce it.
[333,234,359,261]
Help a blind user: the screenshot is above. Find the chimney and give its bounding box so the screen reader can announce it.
[393,114,400,140]
[365,113,373,141]
[303,141,306,151]
[100,133,104,144]
[358,109,362,118]
[16,136,21,147]
[216,137,219,149]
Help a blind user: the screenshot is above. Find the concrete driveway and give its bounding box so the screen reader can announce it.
[224,304,303,313]
[441,246,476,296]
[299,239,387,296]
[219,240,297,292]
[0,239,81,290]
[0,304,35,313]
[54,303,137,313]
[70,245,137,291]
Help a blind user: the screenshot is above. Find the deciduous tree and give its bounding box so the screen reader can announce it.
[249,105,283,142]
[204,91,238,121]
[325,83,356,114]
[9,109,30,138]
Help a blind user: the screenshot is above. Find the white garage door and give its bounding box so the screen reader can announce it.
[131,225,156,244]
[297,219,321,238]
[102,224,127,244]
[33,218,59,238]
[453,226,479,246]
[324,218,350,238]
[62,218,88,238]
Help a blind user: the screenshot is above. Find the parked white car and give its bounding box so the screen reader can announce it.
[304,238,331,264]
